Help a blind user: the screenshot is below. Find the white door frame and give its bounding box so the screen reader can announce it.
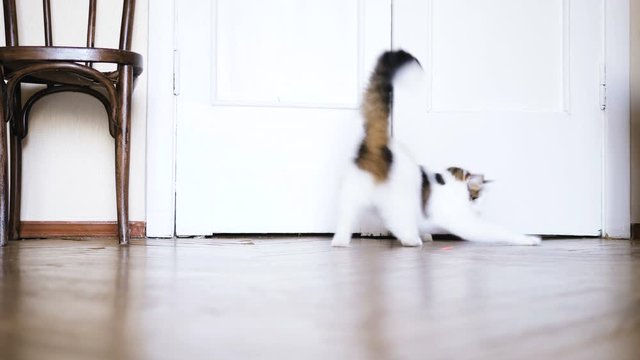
[603,0,630,238]
[146,0,177,237]
[146,0,630,238]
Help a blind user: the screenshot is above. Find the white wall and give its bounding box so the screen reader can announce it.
[632,0,640,225]
[0,0,148,222]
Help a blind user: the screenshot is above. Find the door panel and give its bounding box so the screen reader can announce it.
[393,0,603,235]
[176,0,391,235]
[429,0,566,112]
[214,0,360,106]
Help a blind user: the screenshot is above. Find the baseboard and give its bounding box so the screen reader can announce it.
[631,223,640,240]
[19,221,146,239]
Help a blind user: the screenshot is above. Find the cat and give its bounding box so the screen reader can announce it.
[331,50,541,247]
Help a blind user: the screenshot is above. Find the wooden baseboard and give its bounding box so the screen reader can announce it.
[19,221,146,239]
[632,223,640,240]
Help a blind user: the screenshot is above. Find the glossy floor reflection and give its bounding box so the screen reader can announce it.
[1,238,639,360]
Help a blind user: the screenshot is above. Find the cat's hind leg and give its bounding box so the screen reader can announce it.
[331,200,360,247]
[378,196,422,247]
[331,171,372,247]
[385,214,423,247]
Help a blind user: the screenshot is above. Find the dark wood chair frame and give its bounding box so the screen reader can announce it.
[0,0,143,246]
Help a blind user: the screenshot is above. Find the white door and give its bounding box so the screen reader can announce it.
[392,0,603,235]
[175,0,391,235]
[176,0,604,236]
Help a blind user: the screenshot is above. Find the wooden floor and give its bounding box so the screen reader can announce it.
[1,237,639,360]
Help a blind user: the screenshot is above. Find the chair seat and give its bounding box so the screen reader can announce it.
[0,46,143,86]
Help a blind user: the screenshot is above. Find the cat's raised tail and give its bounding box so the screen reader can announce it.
[356,50,421,182]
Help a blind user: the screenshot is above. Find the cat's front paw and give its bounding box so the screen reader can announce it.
[420,233,434,242]
[399,238,423,247]
[331,235,352,247]
[515,235,542,246]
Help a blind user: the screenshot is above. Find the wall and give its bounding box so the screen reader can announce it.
[632,0,640,225]
[0,0,148,222]
[1,0,632,230]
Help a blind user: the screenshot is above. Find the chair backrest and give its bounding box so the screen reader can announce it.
[2,0,136,50]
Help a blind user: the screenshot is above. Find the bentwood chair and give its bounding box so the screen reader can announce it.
[0,0,143,246]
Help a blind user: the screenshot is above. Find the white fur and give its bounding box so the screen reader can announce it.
[331,142,542,247]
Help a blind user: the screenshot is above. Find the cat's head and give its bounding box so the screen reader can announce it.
[447,167,491,201]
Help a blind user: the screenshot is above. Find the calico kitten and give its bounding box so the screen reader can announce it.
[332,50,541,247]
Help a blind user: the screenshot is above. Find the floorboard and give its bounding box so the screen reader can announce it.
[1,237,639,360]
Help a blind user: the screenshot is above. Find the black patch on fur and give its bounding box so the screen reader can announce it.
[381,145,393,165]
[435,173,445,185]
[420,167,431,213]
[374,50,421,111]
[421,168,430,187]
[379,50,421,74]
[355,141,368,163]
[354,141,394,170]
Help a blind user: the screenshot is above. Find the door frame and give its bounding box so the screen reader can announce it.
[146,0,177,237]
[603,0,630,238]
[146,0,630,238]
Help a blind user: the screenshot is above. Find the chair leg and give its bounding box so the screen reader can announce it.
[115,65,133,245]
[0,122,8,247]
[9,135,21,240]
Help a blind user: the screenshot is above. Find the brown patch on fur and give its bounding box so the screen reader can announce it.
[356,71,393,182]
[468,180,483,201]
[426,166,486,208]
[355,50,418,182]
[447,167,469,181]
[447,167,486,201]
[356,141,392,182]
